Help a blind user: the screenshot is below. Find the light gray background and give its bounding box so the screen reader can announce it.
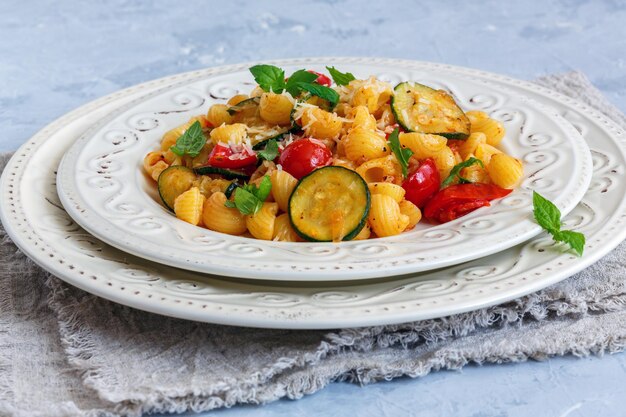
[1,1,625,416]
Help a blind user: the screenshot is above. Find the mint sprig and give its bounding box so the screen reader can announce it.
[326,66,356,86]
[441,157,484,188]
[387,128,413,178]
[257,139,279,162]
[225,175,272,215]
[533,191,585,256]
[249,65,286,93]
[296,82,340,109]
[169,121,205,157]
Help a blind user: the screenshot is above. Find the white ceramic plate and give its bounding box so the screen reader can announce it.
[55,62,592,281]
[1,58,624,329]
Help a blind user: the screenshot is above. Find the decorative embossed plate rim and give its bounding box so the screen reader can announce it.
[1,58,624,329]
[55,61,592,281]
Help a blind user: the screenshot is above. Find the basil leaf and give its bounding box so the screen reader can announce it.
[255,176,272,202]
[230,187,263,215]
[533,191,585,256]
[226,176,272,215]
[387,128,413,178]
[257,139,279,162]
[554,230,585,256]
[285,69,318,96]
[532,191,561,234]
[441,157,484,188]
[326,66,356,86]
[169,121,205,157]
[296,82,340,109]
[249,64,286,93]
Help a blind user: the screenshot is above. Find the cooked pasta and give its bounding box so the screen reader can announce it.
[399,132,447,160]
[270,169,298,212]
[300,107,343,139]
[206,104,233,127]
[368,182,405,202]
[487,153,524,188]
[246,202,278,240]
[399,200,422,229]
[343,127,389,161]
[174,187,205,226]
[471,117,505,146]
[202,192,247,235]
[368,194,410,237]
[356,155,403,184]
[272,213,300,242]
[209,123,248,145]
[143,151,169,181]
[259,92,293,125]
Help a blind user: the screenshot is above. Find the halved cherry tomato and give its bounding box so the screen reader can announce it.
[278,138,332,179]
[424,183,512,223]
[207,143,257,169]
[402,158,440,208]
[308,70,332,87]
[446,139,464,155]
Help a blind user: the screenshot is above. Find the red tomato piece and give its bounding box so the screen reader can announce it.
[278,138,332,179]
[424,183,512,223]
[402,158,441,208]
[207,143,257,169]
[438,200,491,223]
[308,70,332,87]
[446,139,464,154]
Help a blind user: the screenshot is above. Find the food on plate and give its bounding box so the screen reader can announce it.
[143,65,523,241]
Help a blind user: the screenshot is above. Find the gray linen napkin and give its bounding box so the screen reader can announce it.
[1,72,626,417]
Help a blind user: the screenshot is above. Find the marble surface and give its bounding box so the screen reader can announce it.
[1,0,625,416]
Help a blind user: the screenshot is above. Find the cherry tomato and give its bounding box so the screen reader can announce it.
[402,158,441,208]
[308,70,332,87]
[446,139,464,154]
[424,183,512,223]
[207,143,257,169]
[278,138,332,179]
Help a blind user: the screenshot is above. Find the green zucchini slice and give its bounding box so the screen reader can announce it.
[289,166,370,242]
[252,132,287,150]
[227,97,260,115]
[157,166,197,211]
[193,165,251,180]
[391,82,470,140]
[224,181,240,198]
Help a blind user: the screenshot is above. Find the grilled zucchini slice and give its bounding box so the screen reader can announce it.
[157,166,197,211]
[193,166,251,180]
[392,82,470,140]
[289,166,370,242]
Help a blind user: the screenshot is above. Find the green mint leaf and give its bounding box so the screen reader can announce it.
[285,69,318,96]
[554,230,586,256]
[296,82,340,109]
[533,191,586,256]
[326,66,356,86]
[441,157,484,188]
[224,200,236,208]
[249,64,286,93]
[257,139,279,161]
[387,128,413,178]
[532,191,561,234]
[169,121,205,157]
